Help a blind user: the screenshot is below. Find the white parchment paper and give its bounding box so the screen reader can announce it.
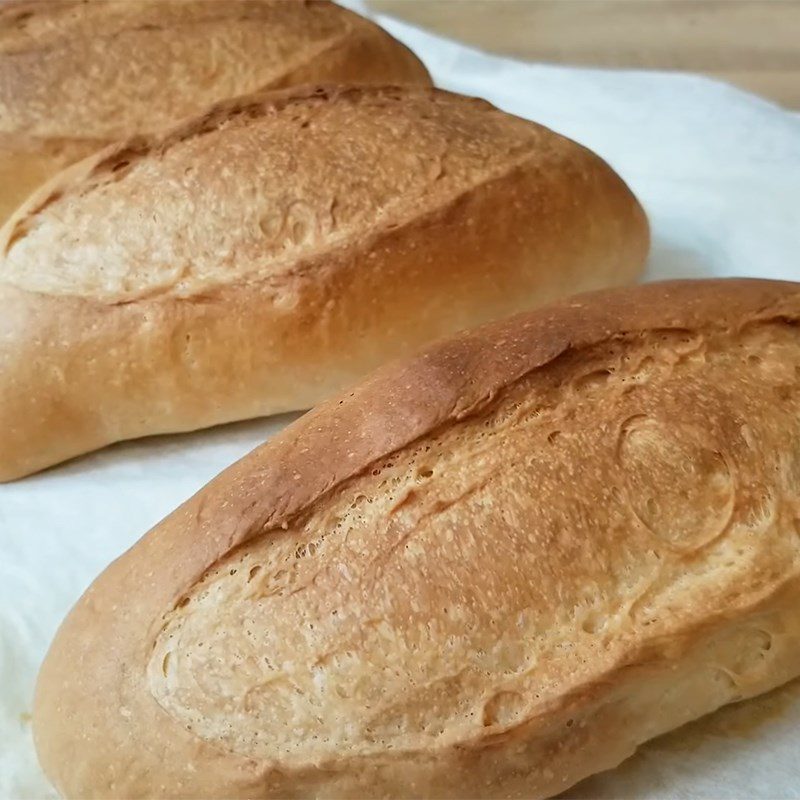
[2,6,799,798]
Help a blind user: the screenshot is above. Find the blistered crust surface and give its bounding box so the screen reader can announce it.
[148,321,800,763]
[0,89,552,301]
[0,0,351,138]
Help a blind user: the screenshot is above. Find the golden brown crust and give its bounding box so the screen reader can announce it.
[34,279,800,799]
[0,0,431,223]
[0,85,648,481]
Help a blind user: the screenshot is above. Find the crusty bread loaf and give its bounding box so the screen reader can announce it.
[34,279,800,799]
[0,85,647,481]
[0,0,431,224]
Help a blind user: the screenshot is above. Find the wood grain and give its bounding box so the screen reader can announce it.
[369,0,800,109]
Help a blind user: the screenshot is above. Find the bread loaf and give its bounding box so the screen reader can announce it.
[0,0,431,223]
[0,85,647,481]
[34,279,800,799]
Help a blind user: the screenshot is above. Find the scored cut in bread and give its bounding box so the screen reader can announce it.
[34,278,800,799]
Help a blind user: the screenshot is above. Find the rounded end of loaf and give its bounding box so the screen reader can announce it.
[274,3,433,91]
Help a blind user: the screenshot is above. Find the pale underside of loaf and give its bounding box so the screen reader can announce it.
[34,280,800,799]
[0,86,647,480]
[0,0,431,222]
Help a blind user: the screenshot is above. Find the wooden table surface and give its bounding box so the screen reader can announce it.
[369,0,800,109]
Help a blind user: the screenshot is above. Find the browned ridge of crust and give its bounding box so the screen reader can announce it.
[34,279,800,799]
[0,0,431,223]
[0,84,648,481]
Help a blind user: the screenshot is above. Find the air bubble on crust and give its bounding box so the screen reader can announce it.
[482,691,526,727]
